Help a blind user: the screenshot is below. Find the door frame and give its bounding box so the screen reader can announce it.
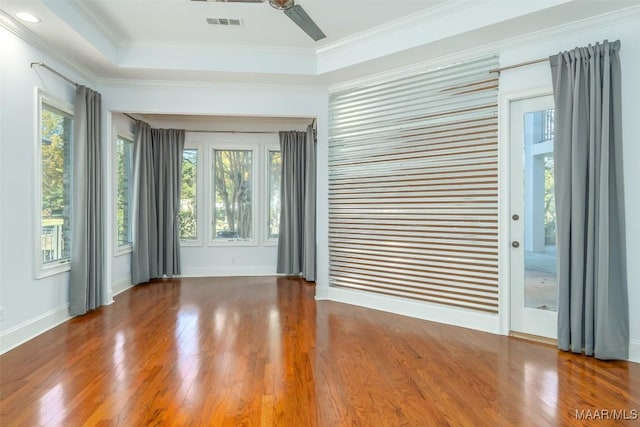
[498,87,554,336]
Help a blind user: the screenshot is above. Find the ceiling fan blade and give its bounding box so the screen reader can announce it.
[284,4,326,41]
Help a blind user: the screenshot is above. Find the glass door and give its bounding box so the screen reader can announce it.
[509,95,557,339]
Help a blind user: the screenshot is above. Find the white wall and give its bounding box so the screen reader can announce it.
[0,27,94,351]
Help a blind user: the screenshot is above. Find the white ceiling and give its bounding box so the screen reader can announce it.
[81,0,445,49]
[1,0,640,86]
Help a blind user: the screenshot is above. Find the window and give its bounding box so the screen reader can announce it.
[212,149,253,241]
[179,137,281,247]
[267,149,281,240]
[115,135,134,250]
[180,148,198,241]
[39,99,73,274]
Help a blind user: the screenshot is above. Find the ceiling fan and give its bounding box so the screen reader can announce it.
[194,0,326,41]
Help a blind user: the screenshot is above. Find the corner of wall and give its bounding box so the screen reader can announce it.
[111,278,134,298]
[314,286,330,300]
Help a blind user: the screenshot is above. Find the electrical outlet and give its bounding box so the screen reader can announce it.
[0,306,4,322]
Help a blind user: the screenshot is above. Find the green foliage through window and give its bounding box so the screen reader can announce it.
[180,149,198,240]
[41,103,72,263]
[116,136,134,248]
[544,155,556,246]
[268,151,281,239]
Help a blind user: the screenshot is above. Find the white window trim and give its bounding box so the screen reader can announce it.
[263,144,281,247]
[35,90,74,279]
[209,143,259,247]
[180,142,205,247]
[113,129,134,257]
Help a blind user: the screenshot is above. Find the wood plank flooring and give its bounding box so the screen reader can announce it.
[1,276,638,426]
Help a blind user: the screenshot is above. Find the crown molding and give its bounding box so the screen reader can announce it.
[315,0,484,56]
[328,4,640,93]
[67,0,121,48]
[39,0,117,62]
[315,0,574,75]
[0,10,98,86]
[118,40,315,57]
[96,76,329,93]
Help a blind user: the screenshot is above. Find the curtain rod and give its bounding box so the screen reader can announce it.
[489,57,549,74]
[187,130,279,134]
[31,61,79,87]
[121,114,277,133]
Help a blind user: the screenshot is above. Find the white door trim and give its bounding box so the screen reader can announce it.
[498,87,553,336]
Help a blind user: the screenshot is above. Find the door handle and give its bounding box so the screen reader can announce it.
[512,241,520,248]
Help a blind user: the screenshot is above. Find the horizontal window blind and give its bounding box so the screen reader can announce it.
[328,56,499,314]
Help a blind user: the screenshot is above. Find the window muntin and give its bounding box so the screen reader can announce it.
[180,148,199,241]
[212,149,253,241]
[115,135,134,249]
[267,150,281,240]
[40,101,72,268]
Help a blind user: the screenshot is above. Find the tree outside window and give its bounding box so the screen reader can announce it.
[180,148,198,240]
[41,103,72,264]
[213,149,252,240]
[116,136,133,248]
[268,150,281,239]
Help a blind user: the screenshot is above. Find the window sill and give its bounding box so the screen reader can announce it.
[114,245,133,257]
[208,240,259,247]
[36,261,71,279]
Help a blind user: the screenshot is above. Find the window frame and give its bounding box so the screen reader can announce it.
[35,90,74,279]
[180,143,204,246]
[209,143,259,247]
[113,130,134,256]
[264,144,281,246]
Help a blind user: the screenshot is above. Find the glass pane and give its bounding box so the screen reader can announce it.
[213,149,252,240]
[41,104,72,263]
[268,150,281,239]
[523,109,557,311]
[116,136,133,247]
[180,148,198,240]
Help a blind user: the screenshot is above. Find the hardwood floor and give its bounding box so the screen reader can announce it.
[1,276,638,426]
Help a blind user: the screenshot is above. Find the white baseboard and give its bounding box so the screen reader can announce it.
[112,278,134,297]
[327,286,500,334]
[180,265,277,277]
[629,339,640,364]
[0,304,71,355]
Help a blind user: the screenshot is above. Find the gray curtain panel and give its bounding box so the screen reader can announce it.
[550,39,628,360]
[69,86,104,315]
[131,122,185,284]
[277,125,317,281]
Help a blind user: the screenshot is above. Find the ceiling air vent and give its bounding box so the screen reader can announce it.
[206,17,243,26]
